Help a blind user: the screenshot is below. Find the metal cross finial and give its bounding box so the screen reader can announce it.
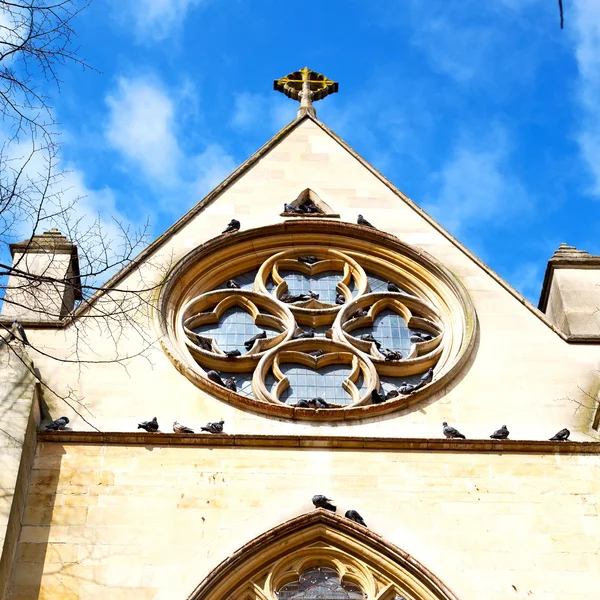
[274,67,339,118]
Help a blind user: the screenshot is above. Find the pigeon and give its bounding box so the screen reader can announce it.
[138,417,159,433]
[335,293,346,305]
[194,335,213,351]
[398,383,417,394]
[225,279,240,289]
[549,428,570,441]
[11,320,29,345]
[222,219,240,234]
[345,509,367,527]
[360,333,381,349]
[280,292,313,303]
[385,389,400,400]
[382,349,403,361]
[442,422,466,439]
[387,281,403,293]
[357,214,374,228]
[307,349,325,357]
[419,367,434,386]
[244,331,267,350]
[297,255,320,265]
[308,290,320,299]
[224,349,241,358]
[295,399,312,408]
[206,370,225,386]
[371,389,386,404]
[44,416,69,431]
[352,308,368,319]
[490,425,510,440]
[293,327,315,339]
[308,397,333,409]
[312,494,336,512]
[223,377,237,392]
[410,331,433,343]
[201,420,224,433]
[173,421,194,434]
[302,201,321,213]
[284,203,302,213]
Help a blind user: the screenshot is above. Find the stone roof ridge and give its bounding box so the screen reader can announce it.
[10,227,76,257]
[550,242,594,261]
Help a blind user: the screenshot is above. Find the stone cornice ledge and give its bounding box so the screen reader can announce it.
[37,432,600,454]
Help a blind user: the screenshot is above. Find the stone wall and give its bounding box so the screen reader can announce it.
[8,441,600,600]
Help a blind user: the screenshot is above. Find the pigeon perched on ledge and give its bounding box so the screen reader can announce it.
[284,203,303,214]
[387,281,402,293]
[206,370,225,387]
[224,349,241,358]
[382,349,403,361]
[194,335,213,351]
[138,417,159,433]
[312,494,336,512]
[335,294,346,305]
[222,219,240,234]
[225,279,240,289]
[345,509,367,527]
[293,327,314,339]
[442,422,466,439]
[549,428,570,441]
[244,331,266,349]
[45,416,69,431]
[371,389,386,404]
[173,421,194,434]
[357,214,375,228]
[201,420,224,434]
[360,333,381,349]
[490,425,510,440]
[223,377,237,392]
[297,255,320,264]
[352,308,368,319]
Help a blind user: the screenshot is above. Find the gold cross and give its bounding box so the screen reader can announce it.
[274,67,339,118]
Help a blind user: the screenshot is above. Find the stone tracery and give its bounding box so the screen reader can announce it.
[157,221,476,420]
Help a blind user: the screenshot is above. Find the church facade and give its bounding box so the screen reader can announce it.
[0,70,599,599]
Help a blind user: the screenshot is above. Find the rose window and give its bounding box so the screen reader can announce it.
[157,221,476,420]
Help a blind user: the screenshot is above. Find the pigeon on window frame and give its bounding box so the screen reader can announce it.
[357,214,375,228]
[222,219,240,234]
[244,331,266,350]
[345,509,367,527]
[44,416,69,431]
[312,494,336,512]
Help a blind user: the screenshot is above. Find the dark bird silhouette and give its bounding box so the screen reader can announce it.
[303,201,321,213]
[206,370,225,386]
[284,203,302,213]
[11,320,29,345]
[308,290,319,299]
[297,255,320,264]
[307,349,325,357]
[419,367,434,386]
[312,494,336,512]
[549,428,570,441]
[385,389,400,400]
[244,331,266,349]
[173,421,194,433]
[293,327,315,339]
[410,331,433,343]
[345,509,367,527]
[222,219,240,234]
[371,389,386,404]
[223,377,237,392]
[224,349,241,358]
[295,399,312,408]
[443,422,466,439]
[138,417,159,433]
[44,416,69,431]
[225,279,240,289]
[280,292,317,303]
[387,281,402,293]
[201,420,225,433]
[490,425,509,440]
[194,335,213,351]
[309,397,332,409]
[382,349,403,361]
[352,308,368,319]
[360,333,381,349]
[398,382,417,394]
[357,214,374,228]
[335,293,346,305]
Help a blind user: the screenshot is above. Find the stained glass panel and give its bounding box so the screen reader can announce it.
[277,566,365,600]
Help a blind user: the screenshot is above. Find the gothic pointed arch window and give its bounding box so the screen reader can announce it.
[187,511,460,600]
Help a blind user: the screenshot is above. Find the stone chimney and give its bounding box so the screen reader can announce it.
[538,243,600,338]
[1,228,82,322]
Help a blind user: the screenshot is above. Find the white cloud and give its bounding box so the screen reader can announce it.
[573,0,600,195]
[106,77,180,183]
[230,92,295,132]
[423,127,529,235]
[113,0,208,42]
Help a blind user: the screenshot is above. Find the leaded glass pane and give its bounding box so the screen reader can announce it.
[215,269,259,291]
[279,364,353,406]
[193,307,279,354]
[218,371,254,397]
[352,309,412,354]
[366,271,391,293]
[277,566,365,600]
[279,270,342,304]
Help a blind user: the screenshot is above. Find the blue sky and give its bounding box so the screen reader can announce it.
[39,0,600,302]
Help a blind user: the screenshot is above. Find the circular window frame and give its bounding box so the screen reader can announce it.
[155,220,477,421]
